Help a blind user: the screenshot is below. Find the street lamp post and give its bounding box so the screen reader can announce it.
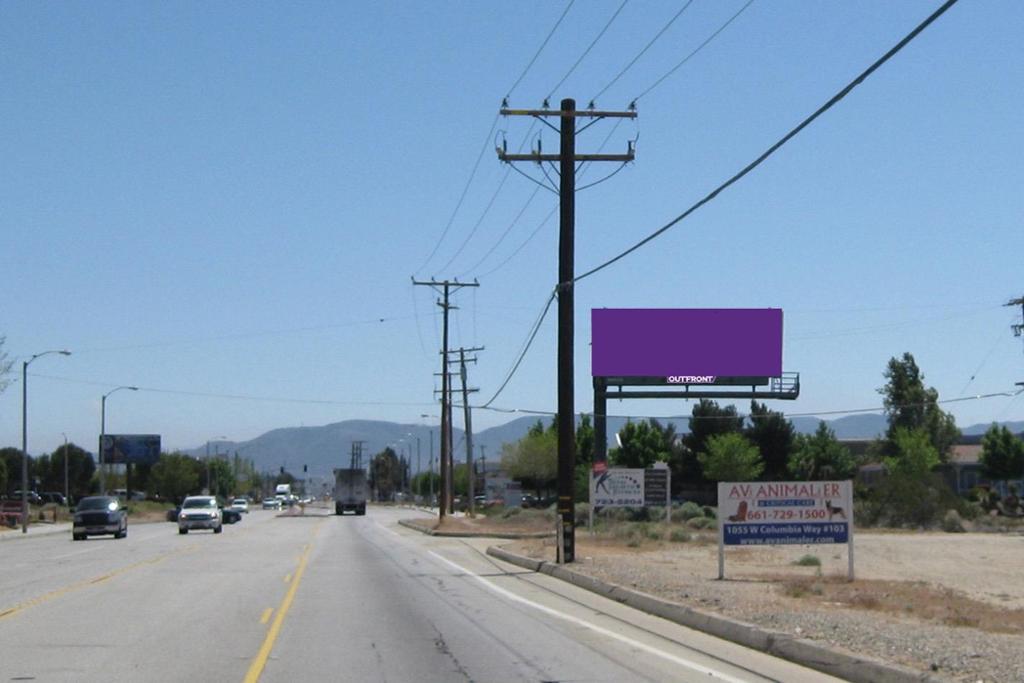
[99,386,139,494]
[62,432,68,504]
[420,416,437,509]
[22,349,71,533]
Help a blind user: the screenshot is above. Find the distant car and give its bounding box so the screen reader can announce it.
[166,506,181,522]
[12,491,44,506]
[221,506,242,524]
[229,498,249,514]
[177,496,222,534]
[73,496,127,540]
[262,497,281,510]
[40,492,67,506]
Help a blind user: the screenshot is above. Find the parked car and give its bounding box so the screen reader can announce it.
[12,490,44,506]
[40,492,67,506]
[177,496,222,534]
[229,498,249,513]
[72,496,128,540]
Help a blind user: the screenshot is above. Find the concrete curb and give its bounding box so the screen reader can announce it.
[397,518,553,540]
[487,546,944,683]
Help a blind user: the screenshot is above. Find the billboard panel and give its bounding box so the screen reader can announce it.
[717,480,852,546]
[100,434,161,465]
[591,308,782,378]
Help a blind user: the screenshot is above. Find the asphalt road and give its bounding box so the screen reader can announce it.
[0,506,841,682]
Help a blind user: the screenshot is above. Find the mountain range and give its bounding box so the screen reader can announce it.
[185,415,1024,483]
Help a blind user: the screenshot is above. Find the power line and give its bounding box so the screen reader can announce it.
[67,313,437,355]
[436,166,512,274]
[478,202,558,278]
[27,372,437,408]
[589,0,696,105]
[506,0,576,99]
[414,113,500,277]
[438,121,539,275]
[459,184,542,278]
[631,0,755,105]
[574,0,960,285]
[417,1,577,277]
[545,0,629,103]
[474,387,1024,421]
[481,287,557,408]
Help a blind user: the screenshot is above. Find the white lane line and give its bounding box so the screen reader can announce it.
[428,551,750,683]
[374,522,401,539]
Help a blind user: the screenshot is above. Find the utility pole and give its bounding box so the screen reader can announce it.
[498,99,636,563]
[350,440,366,470]
[412,278,479,520]
[1008,296,1024,344]
[452,347,482,516]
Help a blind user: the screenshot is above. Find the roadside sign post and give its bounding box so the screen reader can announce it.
[717,480,854,581]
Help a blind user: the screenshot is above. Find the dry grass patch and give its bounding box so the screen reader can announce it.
[769,576,1024,634]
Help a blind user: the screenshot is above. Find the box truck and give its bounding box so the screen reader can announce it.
[333,469,367,515]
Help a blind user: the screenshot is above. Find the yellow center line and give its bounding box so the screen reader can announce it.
[243,519,323,683]
[259,608,273,625]
[0,544,199,621]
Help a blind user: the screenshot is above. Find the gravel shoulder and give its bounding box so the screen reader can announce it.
[501,530,1024,683]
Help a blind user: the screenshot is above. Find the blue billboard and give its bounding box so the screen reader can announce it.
[100,434,161,465]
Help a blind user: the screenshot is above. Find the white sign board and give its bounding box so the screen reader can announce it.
[717,480,854,579]
[485,477,522,508]
[591,469,644,507]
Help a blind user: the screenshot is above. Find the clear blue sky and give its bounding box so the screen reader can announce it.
[3,0,1022,455]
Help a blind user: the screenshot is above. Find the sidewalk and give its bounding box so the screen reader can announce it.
[0,521,73,541]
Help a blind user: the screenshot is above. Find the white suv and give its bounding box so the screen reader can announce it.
[177,496,223,534]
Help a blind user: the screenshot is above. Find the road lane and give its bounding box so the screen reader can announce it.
[0,508,312,682]
[258,508,840,682]
[1,506,844,682]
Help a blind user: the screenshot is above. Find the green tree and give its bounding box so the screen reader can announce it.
[369,447,403,501]
[698,433,764,482]
[788,422,857,481]
[411,471,440,498]
[0,447,25,495]
[679,400,744,484]
[206,457,235,499]
[575,414,595,466]
[149,453,201,503]
[884,427,939,478]
[500,425,557,498]
[610,420,673,468]
[878,353,960,460]
[0,456,6,493]
[42,443,96,500]
[746,401,795,481]
[979,424,1024,484]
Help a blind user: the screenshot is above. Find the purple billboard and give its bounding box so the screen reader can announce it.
[591,308,783,378]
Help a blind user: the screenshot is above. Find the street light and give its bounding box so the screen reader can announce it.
[22,349,71,533]
[99,386,139,494]
[62,432,69,504]
[420,415,437,507]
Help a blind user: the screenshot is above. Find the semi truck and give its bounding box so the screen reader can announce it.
[333,468,367,515]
